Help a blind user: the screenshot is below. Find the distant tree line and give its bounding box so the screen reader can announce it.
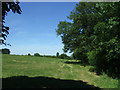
[28,52,72,60]
[56,2,120,78]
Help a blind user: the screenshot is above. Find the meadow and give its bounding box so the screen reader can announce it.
[2,54,118,88]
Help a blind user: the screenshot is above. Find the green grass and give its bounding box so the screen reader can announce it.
[2,54,118,88]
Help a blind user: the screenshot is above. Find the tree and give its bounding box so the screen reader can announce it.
[59,53,71,60]
[88,2,120,77]
[1,48,10,54]
[34,53,40,56]
[73,47,88,63]
[56,52,59,57]
[28,53,31,56]
[56,2,98,63]
[56,2,120,78]
[0,1,22,45]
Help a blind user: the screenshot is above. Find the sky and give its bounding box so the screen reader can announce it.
[2,2,78,56]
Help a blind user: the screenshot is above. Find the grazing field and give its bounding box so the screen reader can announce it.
[2,54,118,88]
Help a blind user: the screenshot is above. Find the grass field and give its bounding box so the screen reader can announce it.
[2,54,118,88]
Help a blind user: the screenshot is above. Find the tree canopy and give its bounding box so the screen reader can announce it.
[56,2,120,78]
[0,1,22,45]
[0,48,10,54]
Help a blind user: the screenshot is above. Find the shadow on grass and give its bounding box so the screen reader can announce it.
[64,61,89,66]
[2,76,100,89]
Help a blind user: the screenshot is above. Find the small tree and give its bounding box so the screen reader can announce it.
[59,54,71,59]
[34,53,40,56]
[2,48,10,54]
[56,52,59,57]
[28,53,31,56]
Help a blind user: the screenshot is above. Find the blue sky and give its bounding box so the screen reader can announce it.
[2,2,78,56]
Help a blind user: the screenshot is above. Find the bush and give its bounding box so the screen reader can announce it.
[59,54,71,59]
[87,39,120,78]
[28,53,31,56]
[89,67,96,72]
[1,48,10,54]
[104,38,120,78]
[56,52,59,57]
[87,50,97,66]
[73,48,88,64]
[43,55,57,58]
[87,47,107,75]
[34,53,40,56]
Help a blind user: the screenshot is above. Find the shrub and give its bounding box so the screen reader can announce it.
[56,52,59,57]
[34,53,40,56]
[89,67,96,72]
[59,54,71,59]
[87,39,120,78]
[43,55,56,58]
[87,50,97,66]
[73,48,88,64]
[1,48,10,54]
[28,53,31,56]
[87,47,107,75]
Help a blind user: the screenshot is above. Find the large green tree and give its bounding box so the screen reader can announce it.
[56,2,120,78]
[56,2,99,62]
[0,1,22,45]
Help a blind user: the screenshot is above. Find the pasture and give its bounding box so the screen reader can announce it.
[2,54,118,88]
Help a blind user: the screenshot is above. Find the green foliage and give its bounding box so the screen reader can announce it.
[1,48,10,54]
[87,50,96,66]
[34,53,40,57]
[56,52,59,57]
[87,39,120,77]
[89,67,96,73]
[1,2,22,45]
[56,2,120,78]
[73,48,88,64]
[59,54,71,60]
[42,55,57,58]
[28,53,31,56]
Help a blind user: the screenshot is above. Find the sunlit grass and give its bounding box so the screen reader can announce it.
[2,54,118,88]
